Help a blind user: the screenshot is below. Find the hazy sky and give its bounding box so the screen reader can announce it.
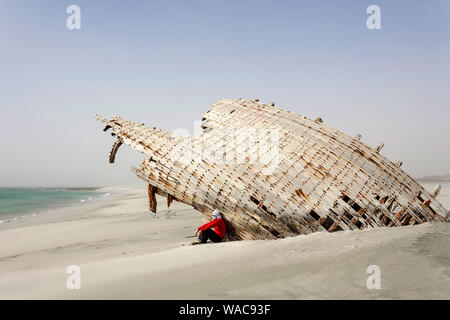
[0,0,449,187]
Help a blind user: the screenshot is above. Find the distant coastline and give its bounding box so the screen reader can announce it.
[417,174,450,182]
[57,187,101,191]
[0,187,101,191]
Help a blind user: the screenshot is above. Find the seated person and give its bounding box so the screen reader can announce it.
[192,210,226,245]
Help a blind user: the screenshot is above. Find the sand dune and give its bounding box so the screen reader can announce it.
[0,186,449,299]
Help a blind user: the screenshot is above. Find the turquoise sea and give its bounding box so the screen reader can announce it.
[0,188,107,223]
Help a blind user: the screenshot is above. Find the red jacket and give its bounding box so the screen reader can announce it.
[198,218,226,239]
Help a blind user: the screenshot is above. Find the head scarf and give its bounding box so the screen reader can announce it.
[211,210,221,220]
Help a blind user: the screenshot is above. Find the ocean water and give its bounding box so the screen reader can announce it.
[0,188,108,223]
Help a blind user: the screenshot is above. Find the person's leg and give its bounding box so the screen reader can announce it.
[197,229,223,244]
[205,229,222,243]
[198,230,208,243]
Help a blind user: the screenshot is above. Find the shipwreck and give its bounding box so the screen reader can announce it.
[96,98,449,240]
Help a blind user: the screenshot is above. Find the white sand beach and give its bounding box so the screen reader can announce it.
[0,185,449,300]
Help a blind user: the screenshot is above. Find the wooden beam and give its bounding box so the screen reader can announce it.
[167,194,174,208]
[148,184,157,213]
[375,142,384,153]
[430,184,441,198]
[109,138,123,163]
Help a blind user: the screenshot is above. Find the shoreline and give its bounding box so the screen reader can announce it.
[0,186,129,227]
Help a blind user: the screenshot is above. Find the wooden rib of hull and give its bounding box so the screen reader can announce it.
[96,98,449,240]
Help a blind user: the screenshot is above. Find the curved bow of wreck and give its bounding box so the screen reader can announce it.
[96,98,449,240]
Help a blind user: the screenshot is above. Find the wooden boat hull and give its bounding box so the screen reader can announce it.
[96,98,449,240]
